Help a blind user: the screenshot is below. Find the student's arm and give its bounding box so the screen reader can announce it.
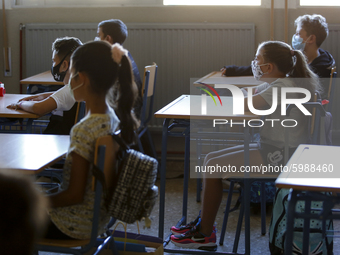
[48,152,89,208]
[8,96,57,116]
[18,92,54,102]
[221,65,253,76]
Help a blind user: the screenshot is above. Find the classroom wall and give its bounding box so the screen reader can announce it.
[0,6,339,92]
[0,6,340,137]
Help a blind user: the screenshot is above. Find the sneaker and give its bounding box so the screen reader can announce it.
[170,214,201,235]
[170,218,217,251]
[171,216,217,235]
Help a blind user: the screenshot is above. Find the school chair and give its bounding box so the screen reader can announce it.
[218,98,325,251]
[75,101,86,124]
[36,134,120,255]
[326,66,337,112]
[137,63,158,160]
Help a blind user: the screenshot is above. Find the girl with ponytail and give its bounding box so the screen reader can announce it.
[45,41,137,240]
[171,41,324,251]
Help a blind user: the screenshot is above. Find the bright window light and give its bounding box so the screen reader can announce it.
[164,0,261,6]
[300,0,340,6]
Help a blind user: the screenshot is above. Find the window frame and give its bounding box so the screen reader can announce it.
[11,0,163,8]
[299,0,340,7]
[163,0,261,6]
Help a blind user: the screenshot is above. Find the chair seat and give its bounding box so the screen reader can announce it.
[37,238,90,248]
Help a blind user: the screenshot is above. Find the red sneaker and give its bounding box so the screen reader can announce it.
[170,219,217,251]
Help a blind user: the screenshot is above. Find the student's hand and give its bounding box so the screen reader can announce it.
[7,102,21,110]
[220,67,227,76]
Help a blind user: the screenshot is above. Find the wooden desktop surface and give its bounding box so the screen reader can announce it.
[154,94,256,120]
[0,94,39,118]
[20,71,64,85]
[275,144,340,193]
[0,133,70,173]
[194,71,263,87]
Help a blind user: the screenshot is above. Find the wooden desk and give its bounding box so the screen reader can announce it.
[155,95,257,254]
[0,133,69,174]
[0,94,39,119]
[276,144,340,192]
[275,144,340,255]
[194,71,263,87]
[20,71,63,94]
[154,94,255,120]
[20,71,63,86]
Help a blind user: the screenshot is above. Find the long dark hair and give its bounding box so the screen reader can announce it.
[259,41,321,95]
[71,41,137,144]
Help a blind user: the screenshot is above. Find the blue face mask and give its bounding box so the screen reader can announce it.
[292,34,311,51]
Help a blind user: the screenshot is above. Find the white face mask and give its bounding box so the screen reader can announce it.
[251,60,269,81]
[68,72,83,100]
[292,34,311,51]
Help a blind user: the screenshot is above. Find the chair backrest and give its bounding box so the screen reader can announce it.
[93,135,120,196]
[284,100,327,164]
[327,66,337,111]
[74,101,86,125]
[140,63,158,127]
[36,134,120,253]
[310,92,318,136]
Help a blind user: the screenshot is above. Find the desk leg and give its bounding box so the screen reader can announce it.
[302,195,311,255]
[285,189,298,255]
[26,118,33,133]
[159,118,170,239]
[243,125,251,255]
[182,129,190,225]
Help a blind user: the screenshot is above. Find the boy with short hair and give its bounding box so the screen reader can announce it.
[221,14,335,99]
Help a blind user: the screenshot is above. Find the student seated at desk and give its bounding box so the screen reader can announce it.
[0,170,48,255]
[170,41,321,251]
[221,14,335,100]
[44,41,137,240]
[14,19,142,123]
[7,36,82,135]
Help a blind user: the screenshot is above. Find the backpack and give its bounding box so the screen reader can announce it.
[249,181,276,205]
[269,188,333,254]
[93,132,158,224]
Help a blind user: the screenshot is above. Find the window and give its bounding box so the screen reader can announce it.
[13,0,161,7]
[300,0,340,6]
[163,0,261,5]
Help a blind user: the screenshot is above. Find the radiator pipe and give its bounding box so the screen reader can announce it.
[19,23,25,94]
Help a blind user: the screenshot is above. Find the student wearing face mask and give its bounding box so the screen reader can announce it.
[220,14,335,99]
[7,37,82,135]
[170,41,322,251]
[13,19,142,123]
[44,41,137,240]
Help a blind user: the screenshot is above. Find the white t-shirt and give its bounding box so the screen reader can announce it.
[50,85,76,116]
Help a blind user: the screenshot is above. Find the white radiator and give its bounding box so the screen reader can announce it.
[24,22,255,128]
